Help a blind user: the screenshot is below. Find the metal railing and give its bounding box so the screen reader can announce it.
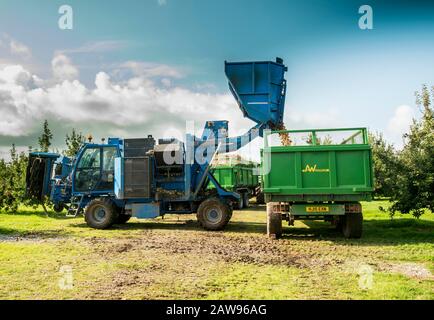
[265,127,369,147]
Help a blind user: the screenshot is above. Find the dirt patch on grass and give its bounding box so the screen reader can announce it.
[0,232,64,243]
[381,263,434,280]
[88,231,316,268]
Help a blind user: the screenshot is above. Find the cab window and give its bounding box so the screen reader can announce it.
[74,148,101,192]
[98,147,117,191]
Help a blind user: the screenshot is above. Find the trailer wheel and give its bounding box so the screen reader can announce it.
[84,198,119,229]
[197,198,231,231]
[335,216,344,231]
[342,212,363,239]
[267,203,282,239]
[243,192,250,208]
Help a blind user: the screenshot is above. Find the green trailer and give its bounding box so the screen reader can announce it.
[262,128,374,239]
[209,164,260,209]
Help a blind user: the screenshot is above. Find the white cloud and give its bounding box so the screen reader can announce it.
[158,0,167,6]
[58,40,127,55]
[0,34,32,60]
[0,58,347,158]
[51,53,79,81]
[387,105,415,135]
[117,61,184,79]
[161,78,172,87]
[0,63,249,142]
[9,40,32,59]
[386,104,415,148]
[285,107,343,129]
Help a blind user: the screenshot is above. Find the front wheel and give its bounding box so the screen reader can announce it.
[84,198,119,229]
[197,198,232,231]
[53,203,65,213]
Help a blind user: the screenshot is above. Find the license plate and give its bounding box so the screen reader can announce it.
[306,206,330,213]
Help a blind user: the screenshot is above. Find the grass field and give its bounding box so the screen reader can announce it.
[0,201,433,300]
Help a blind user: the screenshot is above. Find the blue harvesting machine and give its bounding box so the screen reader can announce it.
[25,58,287,230]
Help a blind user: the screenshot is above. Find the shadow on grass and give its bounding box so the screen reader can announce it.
[69,219,268,235]
[281,219,434,245]
[3,206,433,245]
[1,209,71,220]
[68,216,434,246]
[0,225,72,239]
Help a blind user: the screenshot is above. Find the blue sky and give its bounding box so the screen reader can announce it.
[0,0,433,159]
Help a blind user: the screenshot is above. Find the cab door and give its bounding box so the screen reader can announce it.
[73,145,119,193]
[74,147,101,192]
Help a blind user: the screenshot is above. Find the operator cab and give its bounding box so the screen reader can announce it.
[73,145,118,193]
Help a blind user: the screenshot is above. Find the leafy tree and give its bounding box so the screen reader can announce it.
[0,145,29,212]
[388,85,434,217]
[38,120,53,152]
[369,132,399,198]
[64,129,85,157]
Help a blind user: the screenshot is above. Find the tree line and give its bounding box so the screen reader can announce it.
[0,85,432,216]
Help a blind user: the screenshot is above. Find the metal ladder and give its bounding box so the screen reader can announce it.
[66,195,85,217]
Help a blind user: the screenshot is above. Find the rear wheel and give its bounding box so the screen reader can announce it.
[267,202,282,239]
[84,198,118,229]
[342,212,363,238]
[197,198,231,231]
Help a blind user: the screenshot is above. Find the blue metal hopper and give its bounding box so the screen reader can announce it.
[225,57,287,128]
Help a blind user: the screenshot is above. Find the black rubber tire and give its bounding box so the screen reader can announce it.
[116,214,131,224]
[335,216,344,231]
[342,212,363,239]
[84,198,119,229]
[256,191,265,205]
[53,203,65,213]
[236,196,244,210]
[243,192,250,208]
[267,203,282,239]
[197,198,231,231]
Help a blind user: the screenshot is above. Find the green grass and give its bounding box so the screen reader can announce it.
[0,201,433,300]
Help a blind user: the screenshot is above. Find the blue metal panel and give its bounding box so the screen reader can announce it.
[108,137,121,145]
[29,152,60,159]
[201,120,229,140]
[114,157,124,199]
[131,202,160,219]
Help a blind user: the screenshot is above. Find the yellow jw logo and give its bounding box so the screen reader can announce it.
[302,164,330,173]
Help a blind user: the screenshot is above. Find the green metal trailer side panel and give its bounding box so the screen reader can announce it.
[209,165,259,190]
[262,129,374,202]
[215,167,234,189]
